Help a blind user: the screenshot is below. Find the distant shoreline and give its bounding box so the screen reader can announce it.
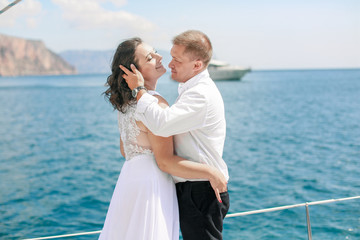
[2,67,360,78]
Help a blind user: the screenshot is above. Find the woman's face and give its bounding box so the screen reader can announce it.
[135,43,166,89]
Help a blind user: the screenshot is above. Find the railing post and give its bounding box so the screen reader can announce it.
[305,203,312,240]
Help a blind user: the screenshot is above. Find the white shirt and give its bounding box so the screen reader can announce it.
[136,69,229,182]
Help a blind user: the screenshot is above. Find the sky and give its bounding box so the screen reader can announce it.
[1,0,359,70]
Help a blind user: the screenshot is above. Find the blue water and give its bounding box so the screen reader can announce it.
[1,70,359,240]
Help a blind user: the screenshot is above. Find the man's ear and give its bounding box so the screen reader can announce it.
[194,60,203,71]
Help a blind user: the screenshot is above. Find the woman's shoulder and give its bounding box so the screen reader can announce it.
[148,90,169,108]
[153,95,169,109]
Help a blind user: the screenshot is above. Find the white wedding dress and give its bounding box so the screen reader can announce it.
[99,92,179,240]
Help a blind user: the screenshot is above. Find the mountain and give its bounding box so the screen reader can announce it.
[59,49,172,74]
[59,50,114,74]
[0,34,76,77]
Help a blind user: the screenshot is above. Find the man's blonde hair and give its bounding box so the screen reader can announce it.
[172,30,213,67]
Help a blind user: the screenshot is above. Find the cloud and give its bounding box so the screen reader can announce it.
[105,0,127,8]
[0,0,42,27]
[51,0,156,33]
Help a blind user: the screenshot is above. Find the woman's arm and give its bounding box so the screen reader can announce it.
[148,132,227,202]
[120,138,125,158]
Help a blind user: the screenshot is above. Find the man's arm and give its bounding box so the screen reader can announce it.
[137,90,207,137]
[120,64,207,137]
[145,95,227,201]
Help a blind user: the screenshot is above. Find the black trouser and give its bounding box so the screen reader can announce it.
[176,181,230,240]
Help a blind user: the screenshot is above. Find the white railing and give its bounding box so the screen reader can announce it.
[23,195,360,240]
[0,0,22,15]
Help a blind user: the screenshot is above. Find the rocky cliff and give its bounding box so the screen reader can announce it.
[0,34,77,76]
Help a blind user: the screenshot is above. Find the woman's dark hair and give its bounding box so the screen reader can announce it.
[103,37,142,113]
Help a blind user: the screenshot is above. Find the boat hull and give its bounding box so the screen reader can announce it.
[208,67,250,81]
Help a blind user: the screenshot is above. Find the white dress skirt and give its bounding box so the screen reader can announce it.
[98,154,179,240]
[99,92,179,240]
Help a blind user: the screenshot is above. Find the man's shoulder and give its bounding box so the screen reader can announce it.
[196,78,222,98]
[187,76,216,92]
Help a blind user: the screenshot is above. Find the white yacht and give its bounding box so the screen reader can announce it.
[208,59,251,81]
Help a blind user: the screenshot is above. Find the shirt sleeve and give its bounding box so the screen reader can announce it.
[135,90,207,137]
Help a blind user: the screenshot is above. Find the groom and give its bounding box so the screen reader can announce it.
[124,30,229,240]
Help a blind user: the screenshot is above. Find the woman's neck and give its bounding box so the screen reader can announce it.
[144,83,156,91]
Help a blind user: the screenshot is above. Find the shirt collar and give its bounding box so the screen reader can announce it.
[178,69,210,95]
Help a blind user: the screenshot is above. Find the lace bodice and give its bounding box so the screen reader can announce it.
[118,91,161,160]
[118,102,153,160]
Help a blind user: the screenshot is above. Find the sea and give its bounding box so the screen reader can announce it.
[0,69,359,240]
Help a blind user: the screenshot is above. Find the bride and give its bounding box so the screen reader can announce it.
[99,37,227,240]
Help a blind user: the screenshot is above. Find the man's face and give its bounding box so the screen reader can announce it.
[168,44,197,83]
